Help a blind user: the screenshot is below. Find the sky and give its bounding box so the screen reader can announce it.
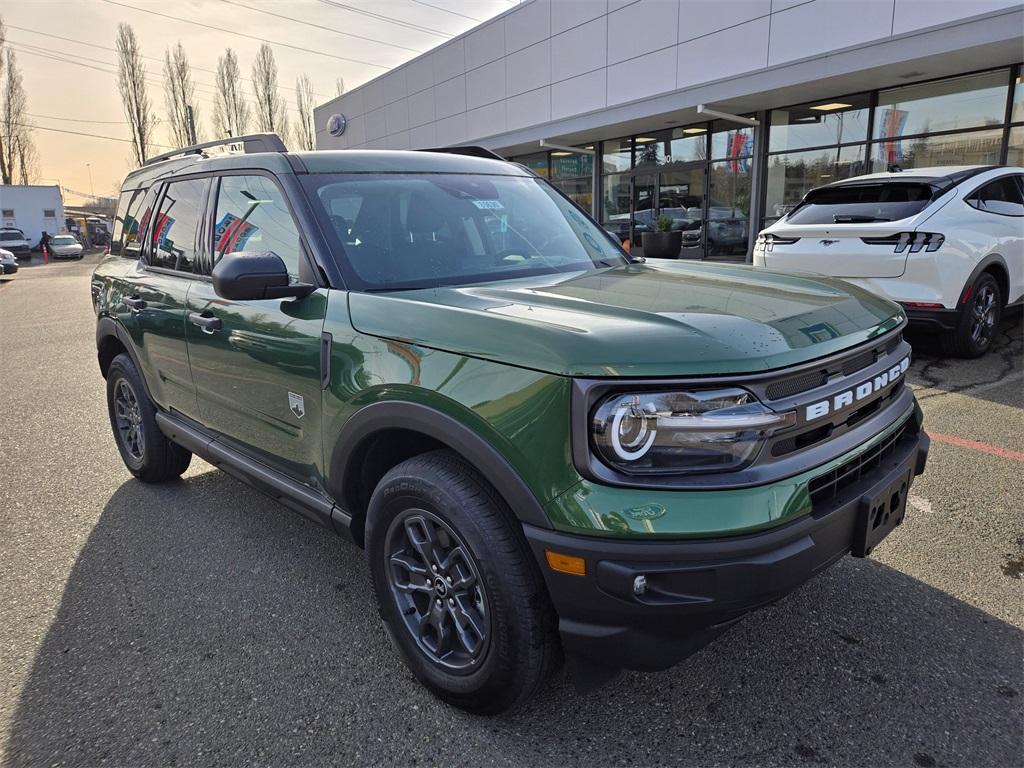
[4,0,515,202]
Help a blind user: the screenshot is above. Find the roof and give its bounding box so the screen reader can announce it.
[292,150,526,175]
[832,165,1003,186]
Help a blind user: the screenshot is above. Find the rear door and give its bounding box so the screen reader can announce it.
[762,179,944,278]
[185,172,328,485]
[117,178,207,419]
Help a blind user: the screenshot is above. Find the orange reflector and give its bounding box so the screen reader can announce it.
[545,550,586,576]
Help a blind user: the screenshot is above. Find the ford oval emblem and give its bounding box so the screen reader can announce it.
[327,113,348,137]
[624,503,666,521]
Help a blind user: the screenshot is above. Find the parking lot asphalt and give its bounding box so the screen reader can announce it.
[1,254,1021,768]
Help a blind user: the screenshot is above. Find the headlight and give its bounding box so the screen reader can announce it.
[590,388,796,475]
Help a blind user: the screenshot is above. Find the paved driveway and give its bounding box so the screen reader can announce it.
[1,255,1021,767]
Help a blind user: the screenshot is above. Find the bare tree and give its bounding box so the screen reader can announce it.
[115,23,156,165]
[251,43,288,140]
[1,48,36,185]
[293,74,315,151]
[335,76,345,97]
[213,48,249,138]
[163,42,199,147]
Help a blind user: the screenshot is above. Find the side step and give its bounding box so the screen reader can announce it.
[154,411,354,541]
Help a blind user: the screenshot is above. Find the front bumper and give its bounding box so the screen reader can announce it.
[1,262,18,275]
[524,412,929,672]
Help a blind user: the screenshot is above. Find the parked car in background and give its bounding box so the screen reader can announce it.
[754,166,1024,357]
[0,228,32,260]
[0,248,18,278]
[48,234,84,259]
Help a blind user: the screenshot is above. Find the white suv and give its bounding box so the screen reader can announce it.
[754,166,1023,357]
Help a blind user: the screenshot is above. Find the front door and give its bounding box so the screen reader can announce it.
[658,166,706,259]
[185,173,328,487]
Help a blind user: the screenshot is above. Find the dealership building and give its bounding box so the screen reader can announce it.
[314,0,1024,262]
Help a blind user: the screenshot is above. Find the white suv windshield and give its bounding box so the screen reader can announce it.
[305,173,626,290]
[0,231,24,241]
[53,236,77,244]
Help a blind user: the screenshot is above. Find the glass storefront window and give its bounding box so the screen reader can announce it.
[1008,126,1024,167]
[769,94,870,152]
[552,177,593,211]
[711,122,754,160]
[602,173,631,222]
[708,161,751,259]
[871,128,1004,171]
[875,69,1010,140]
[1012,74,1023,122]
[633,131,671,168]
[602,138,632,173]
[668,126,707,163]
[550,151,593,178]
[764,145,866,222]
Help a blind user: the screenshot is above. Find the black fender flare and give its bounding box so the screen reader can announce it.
[329,400,553,530]
[96,315,155,402]
[960,253,1010,307]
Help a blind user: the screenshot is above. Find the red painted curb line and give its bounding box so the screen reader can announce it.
[929,431,1024,462]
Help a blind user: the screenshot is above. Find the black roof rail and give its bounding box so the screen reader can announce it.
[417,145,506,161]
[144,133,287,167]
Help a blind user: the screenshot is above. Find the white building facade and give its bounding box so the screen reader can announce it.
[0,185,65,247]
[315,0,1024,262]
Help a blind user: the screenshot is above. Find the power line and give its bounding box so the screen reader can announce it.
[218,0,426,54]
[99,0,394,68]
[316,0,453,39]
[28,113,129,125]
[409,0,484,23]
[6,23,329,100]
[9,121,175,150]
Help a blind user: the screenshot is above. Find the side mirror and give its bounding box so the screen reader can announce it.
[211,251,315,301]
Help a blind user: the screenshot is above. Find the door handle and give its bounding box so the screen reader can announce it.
[188,311,222,333]
[123,296,146,311]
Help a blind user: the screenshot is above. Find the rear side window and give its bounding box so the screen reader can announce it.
[149,178,208,272]
[966,175,1024,217]
[786,182,935,224]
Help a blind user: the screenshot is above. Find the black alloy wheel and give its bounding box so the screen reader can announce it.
[968,281,998,349]
[112,378,145,461]
[943,272,1003,358]
[384,508,490,672]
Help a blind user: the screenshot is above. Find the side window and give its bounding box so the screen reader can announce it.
[149,178,208,272]
[112,190,140,257]
[213,175,303,279]
[967,176,1024,217]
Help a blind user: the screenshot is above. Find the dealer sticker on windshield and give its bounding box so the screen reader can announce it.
[472,199,504,210]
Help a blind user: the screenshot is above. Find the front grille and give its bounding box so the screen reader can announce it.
[762,333,903,403]
[808,417,913,508]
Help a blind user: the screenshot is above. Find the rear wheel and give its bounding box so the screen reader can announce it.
[106,353,192,482]
[365,450,560,714]
[942,273,1002,358]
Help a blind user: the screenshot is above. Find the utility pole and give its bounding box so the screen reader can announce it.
[186,105,198,146]
[86,163,95,198]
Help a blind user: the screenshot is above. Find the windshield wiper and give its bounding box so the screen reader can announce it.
[833,214,890,223]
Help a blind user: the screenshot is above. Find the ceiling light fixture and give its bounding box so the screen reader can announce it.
[634,137,658,143]
[809,102,853,111]
[681,127,707,134]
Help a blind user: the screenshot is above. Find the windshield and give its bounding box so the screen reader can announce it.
[303,173,627,291]
[53,236,77,244]
[0,230,24,241]
[786,182,936,224]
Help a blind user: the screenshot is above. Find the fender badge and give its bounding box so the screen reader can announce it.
[288,392,305,419]
[624,503,666,521]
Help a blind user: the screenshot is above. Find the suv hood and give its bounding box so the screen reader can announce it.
[348,261,904,377]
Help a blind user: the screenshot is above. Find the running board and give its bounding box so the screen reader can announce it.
[154,411,354,541]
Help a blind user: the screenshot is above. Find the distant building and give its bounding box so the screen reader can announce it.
[0,185,66,247]
[315,0,1024,263]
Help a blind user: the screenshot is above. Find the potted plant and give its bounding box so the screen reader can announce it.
[642,214,682,259]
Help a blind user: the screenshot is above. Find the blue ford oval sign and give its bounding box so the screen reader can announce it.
[327,113,347,137]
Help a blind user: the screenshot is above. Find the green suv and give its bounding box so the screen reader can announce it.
[92,135,929,714]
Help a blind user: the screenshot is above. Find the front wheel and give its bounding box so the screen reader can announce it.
[106,353,192,482]
[365,450,560,714]
[942,273,1002,358]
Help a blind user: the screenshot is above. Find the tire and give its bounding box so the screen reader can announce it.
[365,449,561,714]
[941,272,1002,358]
[106,353,192,482]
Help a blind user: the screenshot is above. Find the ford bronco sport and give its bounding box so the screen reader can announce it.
[92,134,929,714]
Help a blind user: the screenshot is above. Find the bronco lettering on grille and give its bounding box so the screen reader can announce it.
[805,356,910,421]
